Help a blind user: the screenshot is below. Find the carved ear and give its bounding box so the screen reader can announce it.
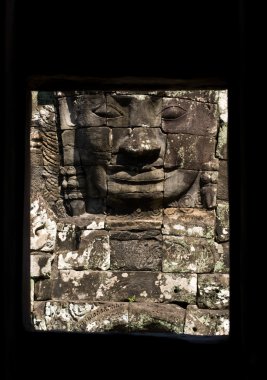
[200,171,218,209]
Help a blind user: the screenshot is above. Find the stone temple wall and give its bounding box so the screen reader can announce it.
[30,90,229,335]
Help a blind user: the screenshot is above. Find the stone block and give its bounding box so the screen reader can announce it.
[57,230,110,270]
[129,95,162,127]
[57,214,106,230]
[32,301,128,332]
[35,279,52,300]
[216,202,229,242]
[61,146,80,166]
[162,208,216,238]
[111,127,131,152]
[216,123,228,159]
[36,271,197,303]
[30,195,57,252]
[197,274,229,309]
[162,90,218,103]
[156,273,197,303]
[217,160,229,200]
[106,211,163,231]
[31,253,53,278]
[129,303,185,333]
[110,233,162,271]
[184,305,229,335]
[58,96,77,130]
[56,222,79,251]
[214,242,229,273]
[165,134,217,170]
[162,97,218,136]
[162,236,216,273]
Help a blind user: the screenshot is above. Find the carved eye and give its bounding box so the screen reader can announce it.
[93,104,123,119]
[161,106,187,121]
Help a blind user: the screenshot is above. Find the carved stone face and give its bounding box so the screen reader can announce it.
[58,92,218,215]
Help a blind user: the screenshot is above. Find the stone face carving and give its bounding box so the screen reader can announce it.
[30,90,229,335]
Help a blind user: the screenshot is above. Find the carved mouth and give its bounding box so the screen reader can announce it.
[110,168,164,183]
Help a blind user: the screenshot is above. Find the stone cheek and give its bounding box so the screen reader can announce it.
[165,134,218,170]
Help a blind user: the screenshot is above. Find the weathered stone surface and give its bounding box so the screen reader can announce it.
[161,97,218,136]
[56,222,79,251]
[156,273,197,303]
[110,230,162,241]
[214,242,229,273]
[35,279,52,300]
[32,301,128,332]
[184,305,229,335]
[217,160,228,200]
[165,134,217,170]
[31,253,53,278]
[216,202,229,242]
[110,235,162,271]
[163,90,218,103]
[162,236,215,273]
[162,208,215,238]
[58,214,106,230]
[216,123,228,159]
[75,94,106,127]
[31,90,228,335]
[34,271,197,303]
[62,146,81,166]
[129,303,185,333]
[106,211,163,230]
[30,195,57,252]
[197,274,229,309]
[50,271,161,302]
[61,230,110,270]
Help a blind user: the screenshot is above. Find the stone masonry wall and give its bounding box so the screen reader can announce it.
[30,90,229,335]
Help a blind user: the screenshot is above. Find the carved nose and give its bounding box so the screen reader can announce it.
[119,127,161,159]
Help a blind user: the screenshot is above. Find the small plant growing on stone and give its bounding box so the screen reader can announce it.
[128,295,136,302]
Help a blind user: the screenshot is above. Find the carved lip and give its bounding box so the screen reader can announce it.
[110,169,164,183]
